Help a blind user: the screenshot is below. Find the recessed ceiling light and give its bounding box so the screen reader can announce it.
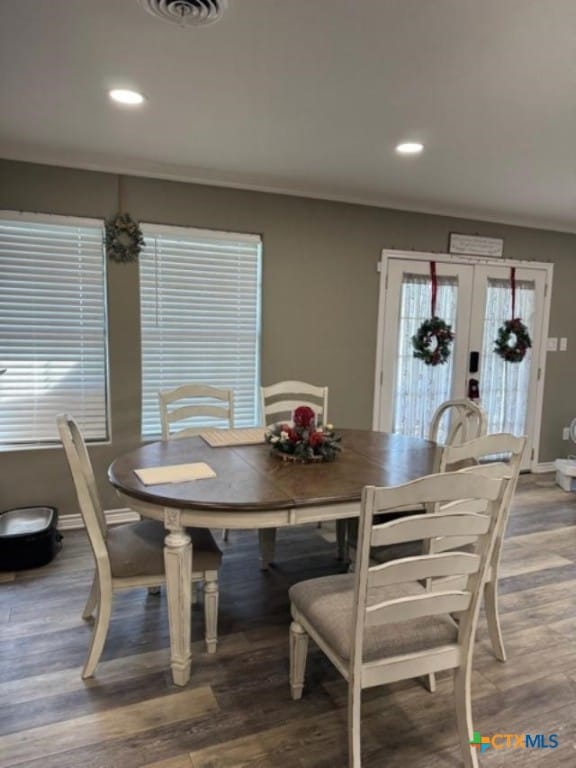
[109,89,145,106]
[395,142,424,155]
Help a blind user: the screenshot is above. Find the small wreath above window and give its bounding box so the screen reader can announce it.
[105,213,145,263]
[412,316,455,366]
[494,318,532,363]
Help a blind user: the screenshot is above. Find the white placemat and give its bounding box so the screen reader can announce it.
[134,462,216,485]
[201,427,266,447]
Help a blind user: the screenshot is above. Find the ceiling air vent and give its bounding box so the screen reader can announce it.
[140,0,227,27]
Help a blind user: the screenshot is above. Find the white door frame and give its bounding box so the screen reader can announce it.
[372,249,553,470]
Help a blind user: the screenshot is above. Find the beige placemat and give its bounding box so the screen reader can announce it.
[134,462,216,485]
[201,427,266,447]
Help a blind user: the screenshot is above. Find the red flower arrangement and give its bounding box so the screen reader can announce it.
[265,405,341,463]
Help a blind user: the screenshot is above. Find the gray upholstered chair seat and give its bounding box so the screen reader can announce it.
[108,520,222,578]
[290,573,458,663]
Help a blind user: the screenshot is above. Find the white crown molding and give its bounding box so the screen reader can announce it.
[1,143,575,236]
[58,508,139,530]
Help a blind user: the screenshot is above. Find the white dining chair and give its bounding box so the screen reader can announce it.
[260,380,328,428]
[373,397,488,525]
[289,470,509,768]
[419,433,525,693]
[159,383,234,541]
[371,398,487,526]
[434,432,526,662]
[159,383,234,440]
[347,398,488,569]
[259,380,335,568]
[57,413,222,679]
[429,398,487,449]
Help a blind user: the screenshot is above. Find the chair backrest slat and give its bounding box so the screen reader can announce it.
[167,404,233,425]
[371,510,491,548]
[369,471,502,514]
[430,574,469,593]
[431,535,480,554]
[440,495,494,513]
[365,590,472,626]
[440,433,526,471]
[158,383,234,440]
[368,551,481,588]
[263,400,323,420]
[260,380,328,427]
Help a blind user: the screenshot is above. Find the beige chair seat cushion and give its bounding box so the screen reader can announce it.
[107,520,222,579]
[290,573,458,663]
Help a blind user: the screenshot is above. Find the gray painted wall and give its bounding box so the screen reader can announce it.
[1,159,574,516]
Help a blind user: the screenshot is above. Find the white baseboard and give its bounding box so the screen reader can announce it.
[58,508,140,530]
[531,462,556,474]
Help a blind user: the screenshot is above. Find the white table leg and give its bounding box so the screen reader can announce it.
[163,509,192,686]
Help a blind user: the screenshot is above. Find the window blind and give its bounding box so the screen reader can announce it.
[0,213,109,446]
[140,224,261,437]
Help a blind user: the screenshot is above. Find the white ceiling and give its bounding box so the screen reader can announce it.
[1,0,575,232]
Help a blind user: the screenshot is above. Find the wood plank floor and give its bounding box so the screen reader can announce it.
[1,473,576,767]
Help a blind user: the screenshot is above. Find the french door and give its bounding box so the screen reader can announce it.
[373,252,552,470]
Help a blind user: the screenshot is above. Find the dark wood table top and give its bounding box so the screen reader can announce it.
[108,429,439,513]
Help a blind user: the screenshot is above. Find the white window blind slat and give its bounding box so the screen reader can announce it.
[140,226,262,438]
[0,213,109,447]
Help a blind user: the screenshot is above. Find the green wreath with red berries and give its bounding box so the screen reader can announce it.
[411,316,455,366]
[494,318,532,363]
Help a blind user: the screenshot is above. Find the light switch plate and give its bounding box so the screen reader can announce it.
[560,337,568,351]
[547,337,558,352]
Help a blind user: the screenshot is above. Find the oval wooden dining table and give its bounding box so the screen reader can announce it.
[108,428,439,686]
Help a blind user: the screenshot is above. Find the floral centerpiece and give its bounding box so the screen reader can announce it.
[265,405,341,463]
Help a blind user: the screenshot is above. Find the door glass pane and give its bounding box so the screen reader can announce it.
[393,275,458,439]
[480,278,535,435]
